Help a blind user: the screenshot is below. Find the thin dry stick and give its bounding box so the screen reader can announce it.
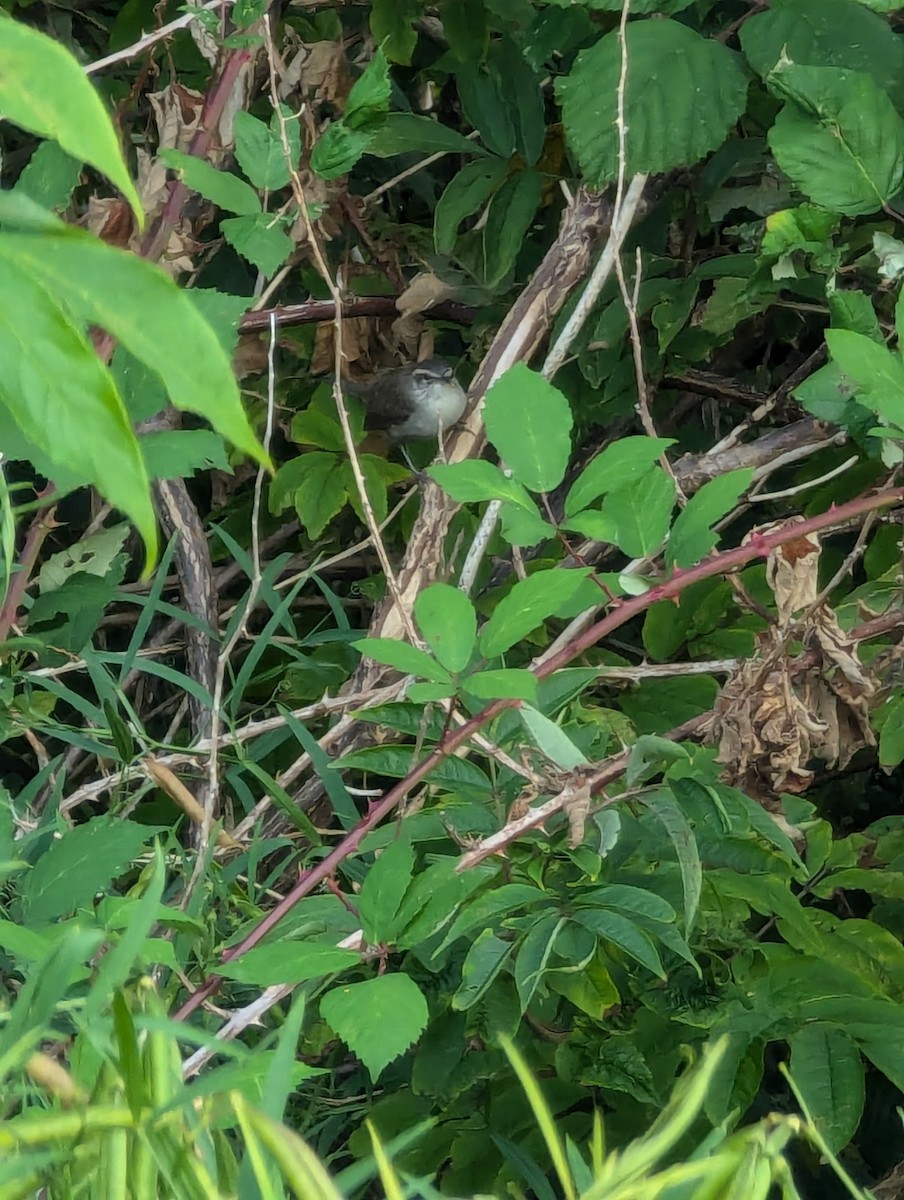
[85,0,232,74]
[263,17,418,646]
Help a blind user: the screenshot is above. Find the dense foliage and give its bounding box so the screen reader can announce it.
[2,0,904,1196]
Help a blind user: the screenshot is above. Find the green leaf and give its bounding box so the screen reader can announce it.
[453,930,513,1010]
[233,107,300,191]
[767,66,904,216]
[13,141,82,211]
[483,364,573,492]
[789,1024,865,1153]
[603,468,676,558]
[269,452,347,537]
[479,568,592,657]
[571,909,666,978]
[666,469,753,568]
[311,122,374,179]
[140,430,230,480]
[370,0,420,64]
[218,943,360,985]
[0,201,267,470]
[320,974,428,1080]
[499,504,558,548]
[557,20,747,185]
[463,669,538,703]
[578,884,676,924]
[878,693,904,768]
[435,158,509,255]
[368,113,487,158]
[0,20,143,222]
[565,437,675,516]
[741,0,904,109]
[0,260,156,565]
[427,459,537,509]
[18,817,157,925]
[480,169,544,287]
[826,329,904,430]
[158,148,261,215]
[414,583,476,673]
[354,637,452,685]
[643,789,702,936]
[457,60,517,159]
[626,735,690,787]
[221,213,294,276]
[346,49,392,131]
[515,913,565,1011]
[357,832,416,943]
[519,705,589,769]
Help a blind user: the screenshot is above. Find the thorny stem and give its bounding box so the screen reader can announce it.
[174,486,904,1018]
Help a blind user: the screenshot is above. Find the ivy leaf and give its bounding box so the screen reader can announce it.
[320,974,429,1080]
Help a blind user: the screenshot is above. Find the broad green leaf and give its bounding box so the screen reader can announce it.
[437,884,547,952]
[578,885,676,925]
[345,48,392,130]
[741,0,904,110]
[370,0,420,64]
[453,930,513,1009]
[435,158,509,254]
[789,1024,865,1152]
[626,735,690,787]
[311,123,374,179]
[414,583,476,673]
[767,66,904,216]
[479,567,592,657]
[557,20,747,185]
[217,943,360,985]
[483,364,573,493]
[18,817,157,926]
[335,745,490,791]
[427,459,536,509]
[463,669,538,703]
[233,107,301,191]
[481,169,544,287]
[514,913,565,1011]
[320,974,428,1080]
[291,406,347,452]
[13,141,82,211]
[571,910,666,978]
[519,705,589,769]
[666,469,753,568]
[826,329,904,430]
[499,504,557,548]
[221,213,294,276]
[407,682,455,703]
[603,468,676,558]
[158,148,261,215]
[457,60,517,158]
[0,202,267,468]
[0,21,142,222]
[565,437,674,517]
[368,112,487,158]
[0,260,156,564]
[140,430,230,480]
[269,452,347,537]
[354,637,452,684]
[357,832,416,943]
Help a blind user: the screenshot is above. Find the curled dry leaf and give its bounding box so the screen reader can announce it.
[706,523,876,802]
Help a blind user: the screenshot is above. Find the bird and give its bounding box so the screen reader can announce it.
[339,357,467,443]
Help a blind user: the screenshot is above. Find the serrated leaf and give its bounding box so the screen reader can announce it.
[140,429,230,480]
[269,452,348,537]
[767,66,904,216]
[483,364,573,492]
[233,107,300,191]
[221,213,293,276]
[565,437,675,517]
[354,637,452,684]
[666,469,753,568]
[320,974,428,1080]
[158,148,261,215]
[414,583,476,673]
[827,329,904,430]
[369,112,488,158]
[19,817,157,925]
[557,20,747,185]
[479,568,592,657]
[0,22,142,222]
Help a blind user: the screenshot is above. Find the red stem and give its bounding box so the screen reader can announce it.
[175,488,904,1018]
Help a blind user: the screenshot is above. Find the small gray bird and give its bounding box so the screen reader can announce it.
[341,357,467,442]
